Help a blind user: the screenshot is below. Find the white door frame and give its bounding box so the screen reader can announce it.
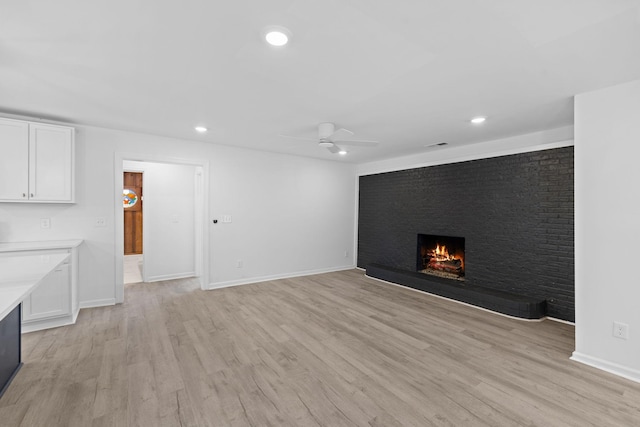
[114,152,209,303]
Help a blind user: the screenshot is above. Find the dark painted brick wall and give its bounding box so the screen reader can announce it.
[358,147,575,321]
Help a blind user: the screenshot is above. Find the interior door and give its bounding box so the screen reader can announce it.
[123,172,143,255]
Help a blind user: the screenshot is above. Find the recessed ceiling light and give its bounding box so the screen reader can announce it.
[264,26,291,47]
[265,30,289,46]
[195,126,207,133]
[338,150,347,155]
[470,117,486,124]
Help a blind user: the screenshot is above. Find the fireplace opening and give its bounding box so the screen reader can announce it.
[417,234,465,281]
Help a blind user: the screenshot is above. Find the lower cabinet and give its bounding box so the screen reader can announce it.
[22,259,71,323]
[0,241,81,333]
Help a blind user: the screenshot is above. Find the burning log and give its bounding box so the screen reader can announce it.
[420,241,465,279]
[427,258,462,274]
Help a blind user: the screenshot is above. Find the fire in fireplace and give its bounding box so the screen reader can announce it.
[417,234,465,280]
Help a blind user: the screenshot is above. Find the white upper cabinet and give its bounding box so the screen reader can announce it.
[0,119,29,200]
[29,123,74,202]
[0,117,75,203]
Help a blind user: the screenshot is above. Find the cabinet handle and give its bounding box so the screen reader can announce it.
[30,193,34,197]
[23,193,26,198]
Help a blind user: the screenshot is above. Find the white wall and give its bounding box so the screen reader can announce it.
[572,79,640,383]
[123,161,197,282]
[208,144,357,287]
[0,121,357,306]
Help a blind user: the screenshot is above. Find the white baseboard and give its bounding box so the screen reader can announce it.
[365,274,550,322]
[79,298,116,309]
[546,316,575,325]
[22,317,75,333]
[206,265,356,290]
[146,271,196,283]
[571,351,640,384]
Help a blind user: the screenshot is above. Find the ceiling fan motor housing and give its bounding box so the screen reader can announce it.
[318,138,334,147]
[318,122,336,138]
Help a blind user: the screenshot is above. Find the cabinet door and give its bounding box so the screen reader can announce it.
[22,263,71,322]
[0,118,29,201]
[28,123,74,202]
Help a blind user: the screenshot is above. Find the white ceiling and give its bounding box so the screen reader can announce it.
[1,0,639,163]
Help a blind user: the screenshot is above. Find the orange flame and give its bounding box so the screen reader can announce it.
[428,243,464,269]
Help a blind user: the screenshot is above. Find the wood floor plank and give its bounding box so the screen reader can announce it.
[1,269,639,426]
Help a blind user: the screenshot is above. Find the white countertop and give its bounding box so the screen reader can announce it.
[0,239,83,253]
[0,253,70,321]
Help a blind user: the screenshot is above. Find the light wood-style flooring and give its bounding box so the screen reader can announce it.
[1,269,639,426]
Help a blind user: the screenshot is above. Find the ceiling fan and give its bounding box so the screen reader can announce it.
[280,122,379,154]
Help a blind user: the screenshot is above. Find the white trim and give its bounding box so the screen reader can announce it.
[114,152,210,304]
[145,272,196,283]
[365,274,548,322]
[571,352,640,384]
[122,167,145,173]
[140,170,148,283]
[358,268,575,324]
[358,139,574,176]
[22,317,75,333]
[207,265,355,290]
[79,298,116,309]
[546,316,575,325]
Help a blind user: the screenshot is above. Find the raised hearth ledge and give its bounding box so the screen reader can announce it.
[366,264,546,319]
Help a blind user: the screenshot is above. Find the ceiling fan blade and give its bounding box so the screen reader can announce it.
[278,134,317,142]
[329,128,354,141]
[327,144,341,154]
[332,139,379,147]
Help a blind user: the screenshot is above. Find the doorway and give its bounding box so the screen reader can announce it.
[114,153,209,304]
[123,171,144,284]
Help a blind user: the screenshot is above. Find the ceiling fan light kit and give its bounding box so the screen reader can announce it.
[318,139,334,148]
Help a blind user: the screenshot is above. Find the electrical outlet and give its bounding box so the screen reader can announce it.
[95,217,106,227]
[236,259,243,268]
[222,215,232,223]
[40,218,50,229]
[613,321,629,340]
[344,250,349,258]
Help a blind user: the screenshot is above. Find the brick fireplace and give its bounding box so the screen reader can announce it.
[357,147,574,321]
